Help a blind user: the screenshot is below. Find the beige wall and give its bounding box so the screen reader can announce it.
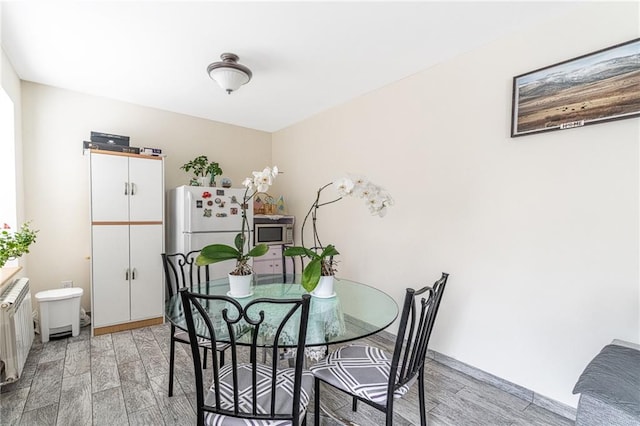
[273,2,639,408]
[19,82,271,310]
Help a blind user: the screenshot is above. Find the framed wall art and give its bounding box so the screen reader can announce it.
[511,38,640,137]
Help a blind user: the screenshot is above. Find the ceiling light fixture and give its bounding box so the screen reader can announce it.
[206,53,252,95]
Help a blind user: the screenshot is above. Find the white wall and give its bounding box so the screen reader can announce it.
[272,2,639,407]
[20,82,271,310]
[1,45,26,273]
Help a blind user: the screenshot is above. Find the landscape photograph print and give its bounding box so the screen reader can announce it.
[511,38,640,137]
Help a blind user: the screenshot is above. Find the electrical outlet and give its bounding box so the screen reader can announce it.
[61,280,73,288]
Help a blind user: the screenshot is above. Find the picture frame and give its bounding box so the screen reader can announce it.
[511,38,640,137]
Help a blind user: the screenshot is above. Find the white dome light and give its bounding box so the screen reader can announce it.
[207,53,252,94]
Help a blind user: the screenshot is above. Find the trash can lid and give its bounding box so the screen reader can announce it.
[35,287,83,302]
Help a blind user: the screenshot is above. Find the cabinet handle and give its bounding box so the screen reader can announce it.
[124,182,129,195]
[125,268,130,280]
[132,268,137,280]
[130,182,136,195]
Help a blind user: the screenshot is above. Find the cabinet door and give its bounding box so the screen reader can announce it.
[252,259,274,274]
[91,154,129,221]
[92,225,131,327]
[128,157,163,222]
[129,225,164,321]
[253,245,285,274]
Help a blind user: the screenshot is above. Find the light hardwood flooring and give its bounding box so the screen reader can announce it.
[0,323,574,425]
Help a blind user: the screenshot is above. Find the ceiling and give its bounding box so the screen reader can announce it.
[1,1,580,133]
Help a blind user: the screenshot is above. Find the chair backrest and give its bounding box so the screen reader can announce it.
[180,288,311,425]
[388,272,448,398]
[161,250,210,298]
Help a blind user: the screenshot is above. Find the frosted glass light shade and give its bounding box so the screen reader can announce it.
[206,53,252,94]
[209,67,250,94]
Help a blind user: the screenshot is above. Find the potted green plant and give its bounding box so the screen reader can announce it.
[196,166,278,296]
[180,155,223,186]
[284,175,393,295]
[0,222,38,268]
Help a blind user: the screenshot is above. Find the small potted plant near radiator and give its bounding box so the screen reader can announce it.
[196,166,278,297]
[180,155,223,187]
[0,222,38,269]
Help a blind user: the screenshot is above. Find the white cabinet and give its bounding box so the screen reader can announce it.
[89,151,164,333]
[92,225,164,327]
[91,154,163,222]
[253,245,294,275]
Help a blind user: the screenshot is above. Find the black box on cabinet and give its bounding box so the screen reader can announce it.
[90,131,130,146]
[83,141,140,154]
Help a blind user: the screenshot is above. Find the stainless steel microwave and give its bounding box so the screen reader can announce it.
[253,222,294,246]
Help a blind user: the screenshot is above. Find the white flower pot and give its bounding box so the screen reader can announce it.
[228,273,253,297]
[311,275,335,298]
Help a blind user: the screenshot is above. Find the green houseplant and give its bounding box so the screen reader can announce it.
[180,155,223,186]
[0,222,38,268]
[196,166,278,277]
[284,175,393,293]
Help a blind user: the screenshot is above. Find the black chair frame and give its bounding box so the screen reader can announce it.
[314,272,448,426]
[162,250,228,397]
[180,288,312,425]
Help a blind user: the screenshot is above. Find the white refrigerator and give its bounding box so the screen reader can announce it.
[167,185,253,279]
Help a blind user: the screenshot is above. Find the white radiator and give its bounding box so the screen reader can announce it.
[0,278,34,384]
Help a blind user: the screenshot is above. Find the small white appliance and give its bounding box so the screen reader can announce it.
[167,185,253,279]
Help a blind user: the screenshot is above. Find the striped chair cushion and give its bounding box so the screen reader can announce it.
[174,331,230,351]
[203,363,313,425]
[309,344,412,404]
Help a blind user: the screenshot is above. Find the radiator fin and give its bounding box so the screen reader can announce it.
[0,277,35,384]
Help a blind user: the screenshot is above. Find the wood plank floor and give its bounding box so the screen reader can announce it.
[0,323,574,425]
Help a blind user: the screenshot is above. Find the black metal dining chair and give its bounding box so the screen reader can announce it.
[310,272,448,426]
[161,250,230,397]
[179,288,313,425]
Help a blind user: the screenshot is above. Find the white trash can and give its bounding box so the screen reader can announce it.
[34,288,84,343]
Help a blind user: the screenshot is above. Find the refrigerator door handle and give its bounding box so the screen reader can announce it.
[124,182,129,195]
[186,190,192,232]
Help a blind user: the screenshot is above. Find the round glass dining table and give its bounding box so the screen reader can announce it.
[165,274,399,350]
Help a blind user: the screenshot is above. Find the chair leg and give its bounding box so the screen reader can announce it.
[352,396,358,412]
[168,336,176,397]
[385,398,394,426]
[219,348,225,366]
[202,346,208,369]
[418,367,427,426]
[314,378,321,426]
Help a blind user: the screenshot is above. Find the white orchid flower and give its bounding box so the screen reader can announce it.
[242,177,254,190]
[242,165,278,194]
[334,177,354,196]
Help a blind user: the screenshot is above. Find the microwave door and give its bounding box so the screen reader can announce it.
[256,225,283,245]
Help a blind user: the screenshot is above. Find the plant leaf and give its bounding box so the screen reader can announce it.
[321,244,340,257]
[234,233,245,251]
[284,246,320,259]
[197,244,240,265]
[301,258,322,292]
[284,246,308,256]
[247,243,269,257]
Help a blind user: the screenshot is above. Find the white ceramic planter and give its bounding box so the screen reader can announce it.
[311,275,335,298]
[228,273,253,297]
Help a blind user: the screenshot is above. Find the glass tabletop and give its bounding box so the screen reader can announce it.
[165,274,399,347]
